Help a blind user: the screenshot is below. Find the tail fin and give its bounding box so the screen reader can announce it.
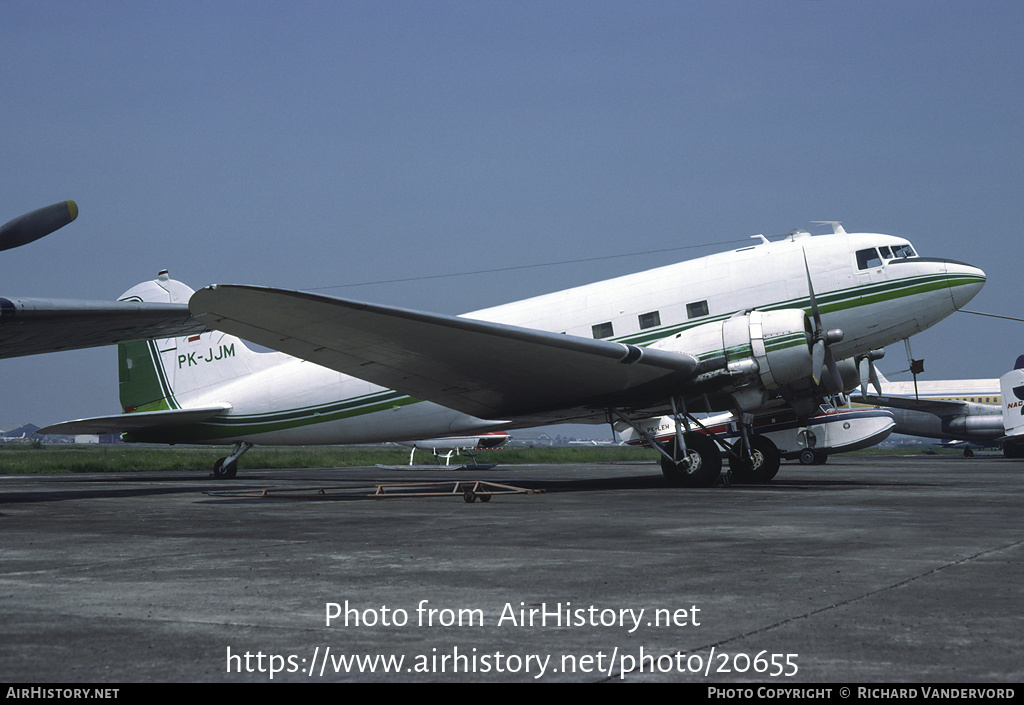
[117,271,269,412]
[999,355,1024,440]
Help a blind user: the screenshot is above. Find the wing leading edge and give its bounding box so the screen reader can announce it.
[189,285,699,422]
[852,394,974,415]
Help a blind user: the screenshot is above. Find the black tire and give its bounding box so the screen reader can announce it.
[213,458,237,479]
[799,448,817,465]
[660,432,722,488]
[731,435,781,483]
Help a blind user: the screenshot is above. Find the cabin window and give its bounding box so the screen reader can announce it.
[856,248,883,270]
[891,243,916,258]
[638,311,661,330]
[878,246,892,260]
[592,322,614,339]
[686,300,709,319]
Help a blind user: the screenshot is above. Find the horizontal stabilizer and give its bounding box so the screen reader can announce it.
[0,298,206,359]
[189,285,699,420]
[39,404,232,436]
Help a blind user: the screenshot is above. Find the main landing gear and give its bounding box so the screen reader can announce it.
[613,403,781,488]
[657,430,781,487]
[212,441,254,479]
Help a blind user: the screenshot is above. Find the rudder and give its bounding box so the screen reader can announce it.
[117,271,266,413]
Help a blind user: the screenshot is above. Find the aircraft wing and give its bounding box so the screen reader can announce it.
[852,393,970,415]
[189,285,700,422]
[38,404,232,436]
[0,297,206,359]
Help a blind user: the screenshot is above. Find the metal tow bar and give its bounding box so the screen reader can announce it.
[204,480,543,503]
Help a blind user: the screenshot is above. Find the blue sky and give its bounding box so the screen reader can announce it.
[2,1,1022,431]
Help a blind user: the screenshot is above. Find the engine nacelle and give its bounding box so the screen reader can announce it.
[944,415,1004,438]
[797,357,863,398]
[648,309,815,409]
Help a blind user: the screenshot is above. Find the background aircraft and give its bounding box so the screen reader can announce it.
[999,356,1024,457]
[1,202,206,359]
[399,432,510,467]
[42,225,985,486]
[852,368,1005,456]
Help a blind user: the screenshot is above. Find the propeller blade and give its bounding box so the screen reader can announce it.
[802,248,822,327]
[869,360,881,395]
[0,200,78,252]
[826,349,844,391]
[805,247,845,390]
[858,356,883,397]
[812,339,825,385]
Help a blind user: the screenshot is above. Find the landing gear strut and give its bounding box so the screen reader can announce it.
[612,400,791,487]
[611,401,726,488]
[213,442,253,479]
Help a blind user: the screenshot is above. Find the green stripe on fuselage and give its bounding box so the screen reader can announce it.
[123,390,421,443]
[617,272,975,346]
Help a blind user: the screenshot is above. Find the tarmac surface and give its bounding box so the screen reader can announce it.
[1,453,1022,684]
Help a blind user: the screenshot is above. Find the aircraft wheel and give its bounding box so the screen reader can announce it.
[731,435,781,483]
[213,457,238,479]
[799,448,828,465]
[660,433,721,488]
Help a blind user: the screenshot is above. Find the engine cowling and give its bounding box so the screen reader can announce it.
[648,309,815,410]
[944,415,1004,438]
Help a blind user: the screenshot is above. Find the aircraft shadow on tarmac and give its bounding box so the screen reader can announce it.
[0,462,953,508]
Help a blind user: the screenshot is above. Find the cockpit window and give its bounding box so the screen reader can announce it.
[858,243,918,270]
[856,248,883,270]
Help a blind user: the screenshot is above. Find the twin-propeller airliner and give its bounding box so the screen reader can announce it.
[41,224,985,487]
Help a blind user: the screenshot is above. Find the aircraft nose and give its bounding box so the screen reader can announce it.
[943,259,986,310]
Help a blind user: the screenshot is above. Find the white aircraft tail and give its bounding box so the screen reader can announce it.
[117,272,269,413]
[1000,355,1024,440]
